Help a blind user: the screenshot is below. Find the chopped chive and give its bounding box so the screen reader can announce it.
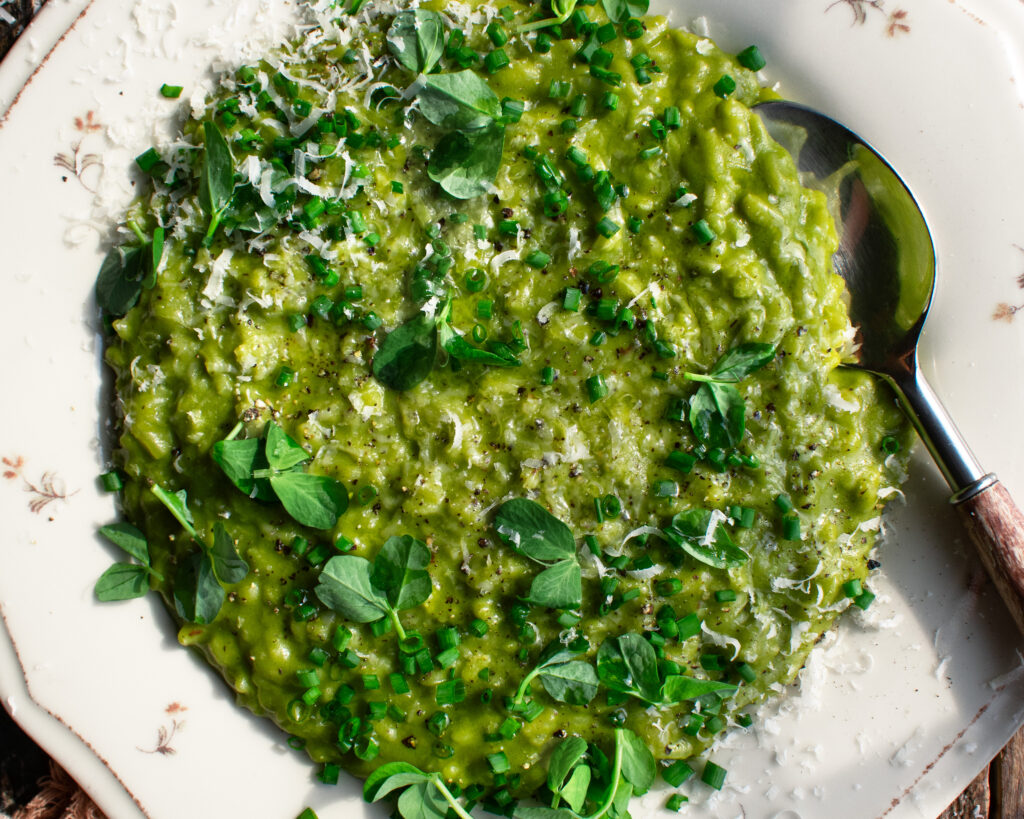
[391,180,404,194]
[781,514,801,541]
[881,435,900,454]
[665,450,697,474]
[854,589,876,610]
[275,365,295,388]
[663,760,695,787]
[713,74,737,97]
[737,45,766,71]
[540,366,555,386]
[563,287,582,311]
[99,470,123,492]
[735,661,757,683]
[549,80,571,99]
[652,480,678,498]
[676,613,701,640]
[486,21,508,46]
[501,97,525,122]
[135,147,162,172]
[477,300,493,319]
[601,91,619,110]
[465,268,487,292]
[524,250,551,268]
[655,578,682,596]
[488,752,511,774]
[773,493,794,513]
[159,83,183,98]
[714,589,737,603]
[596,217,620,238]
[484,49,510,74]
[691,219,716,244]
[586,374,609,403]
[843,578,863,598]
[664,106,681,129]
[737,713,754,728]
[701,761,727,790]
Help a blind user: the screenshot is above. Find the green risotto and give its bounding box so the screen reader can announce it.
[96,0,910,815]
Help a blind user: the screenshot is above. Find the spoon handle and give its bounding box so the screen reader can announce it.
[954,478,1024,635]
[892,367,1024,634]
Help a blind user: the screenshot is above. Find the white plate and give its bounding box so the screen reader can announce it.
[2,1,1024,817]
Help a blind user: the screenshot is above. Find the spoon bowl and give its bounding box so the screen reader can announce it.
[755,100,1024,634]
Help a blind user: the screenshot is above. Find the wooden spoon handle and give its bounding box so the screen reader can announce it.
[954,478,1024,635]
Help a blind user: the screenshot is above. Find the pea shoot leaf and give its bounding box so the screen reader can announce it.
[417,71,501,131]
[617,729,656,795]
[370,535,433,611]
[438,321,522,367]
[372,312,439,391]
[270,471,348,530]
[363,761,473,819]
[688,381,746,450]
[173,551,225,625]
[538,657,599,705]
[559,765,591,813]
[494,498,577,564]
[663,509,749,568]
[98,522,150,564]
[197,120,235,245]
[688,342,776,383]
[547,736,589,797]
[94,563,151,601]
[212,422,348,528]
[364,762,428,801]
[210,521,249,584]
[517,0,579,33]
[212,436,277,502]
[596,633,663,705]
[398,782,449,819]
[427,123,505,200]
[387,10,445,74]
[526,558,582,609]
[264,420,310,471]
[601,0,648,23]
[315,556,391,622]
[662,675,738,703]
[95,226,165,315]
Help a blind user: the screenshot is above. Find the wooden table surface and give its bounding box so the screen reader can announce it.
[1,3,1022,818]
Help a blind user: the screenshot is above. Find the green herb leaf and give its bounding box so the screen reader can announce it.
[526,558,582,609]
[538,657,598,705]
[693,342,776,383]
[370,535,433,611]
[269,471,348,529]
[210,521,248,584]
[663,509,749,568]
[661,675,737,703]
[688,381,745,449]
[143,226,164,289]
[151,484,199,541]
[364,762,429,802]
[264,421,310,472]
[173,551,225,624]
[547,736,589,797]
[515,807,578,819]
[559,766,591,813]
[211,437,262,495]
[494,498,577,564]
[387,10,445,74]
[517,0,579,33]
[617,728,656,795]
[95,245,146,315]
[397,781,449,819]
[315,555,391,622]
[94,563,151,601]
[438,322,521,367]
[427,123,505,200]
[601,0,648,23]
[372,312,439,391]
[596,633,663,705]
[98,522,150,564]
[417,71,501,131]
[197,120,235,245]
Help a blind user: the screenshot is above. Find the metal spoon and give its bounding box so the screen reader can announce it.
[754,100,1024,634]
